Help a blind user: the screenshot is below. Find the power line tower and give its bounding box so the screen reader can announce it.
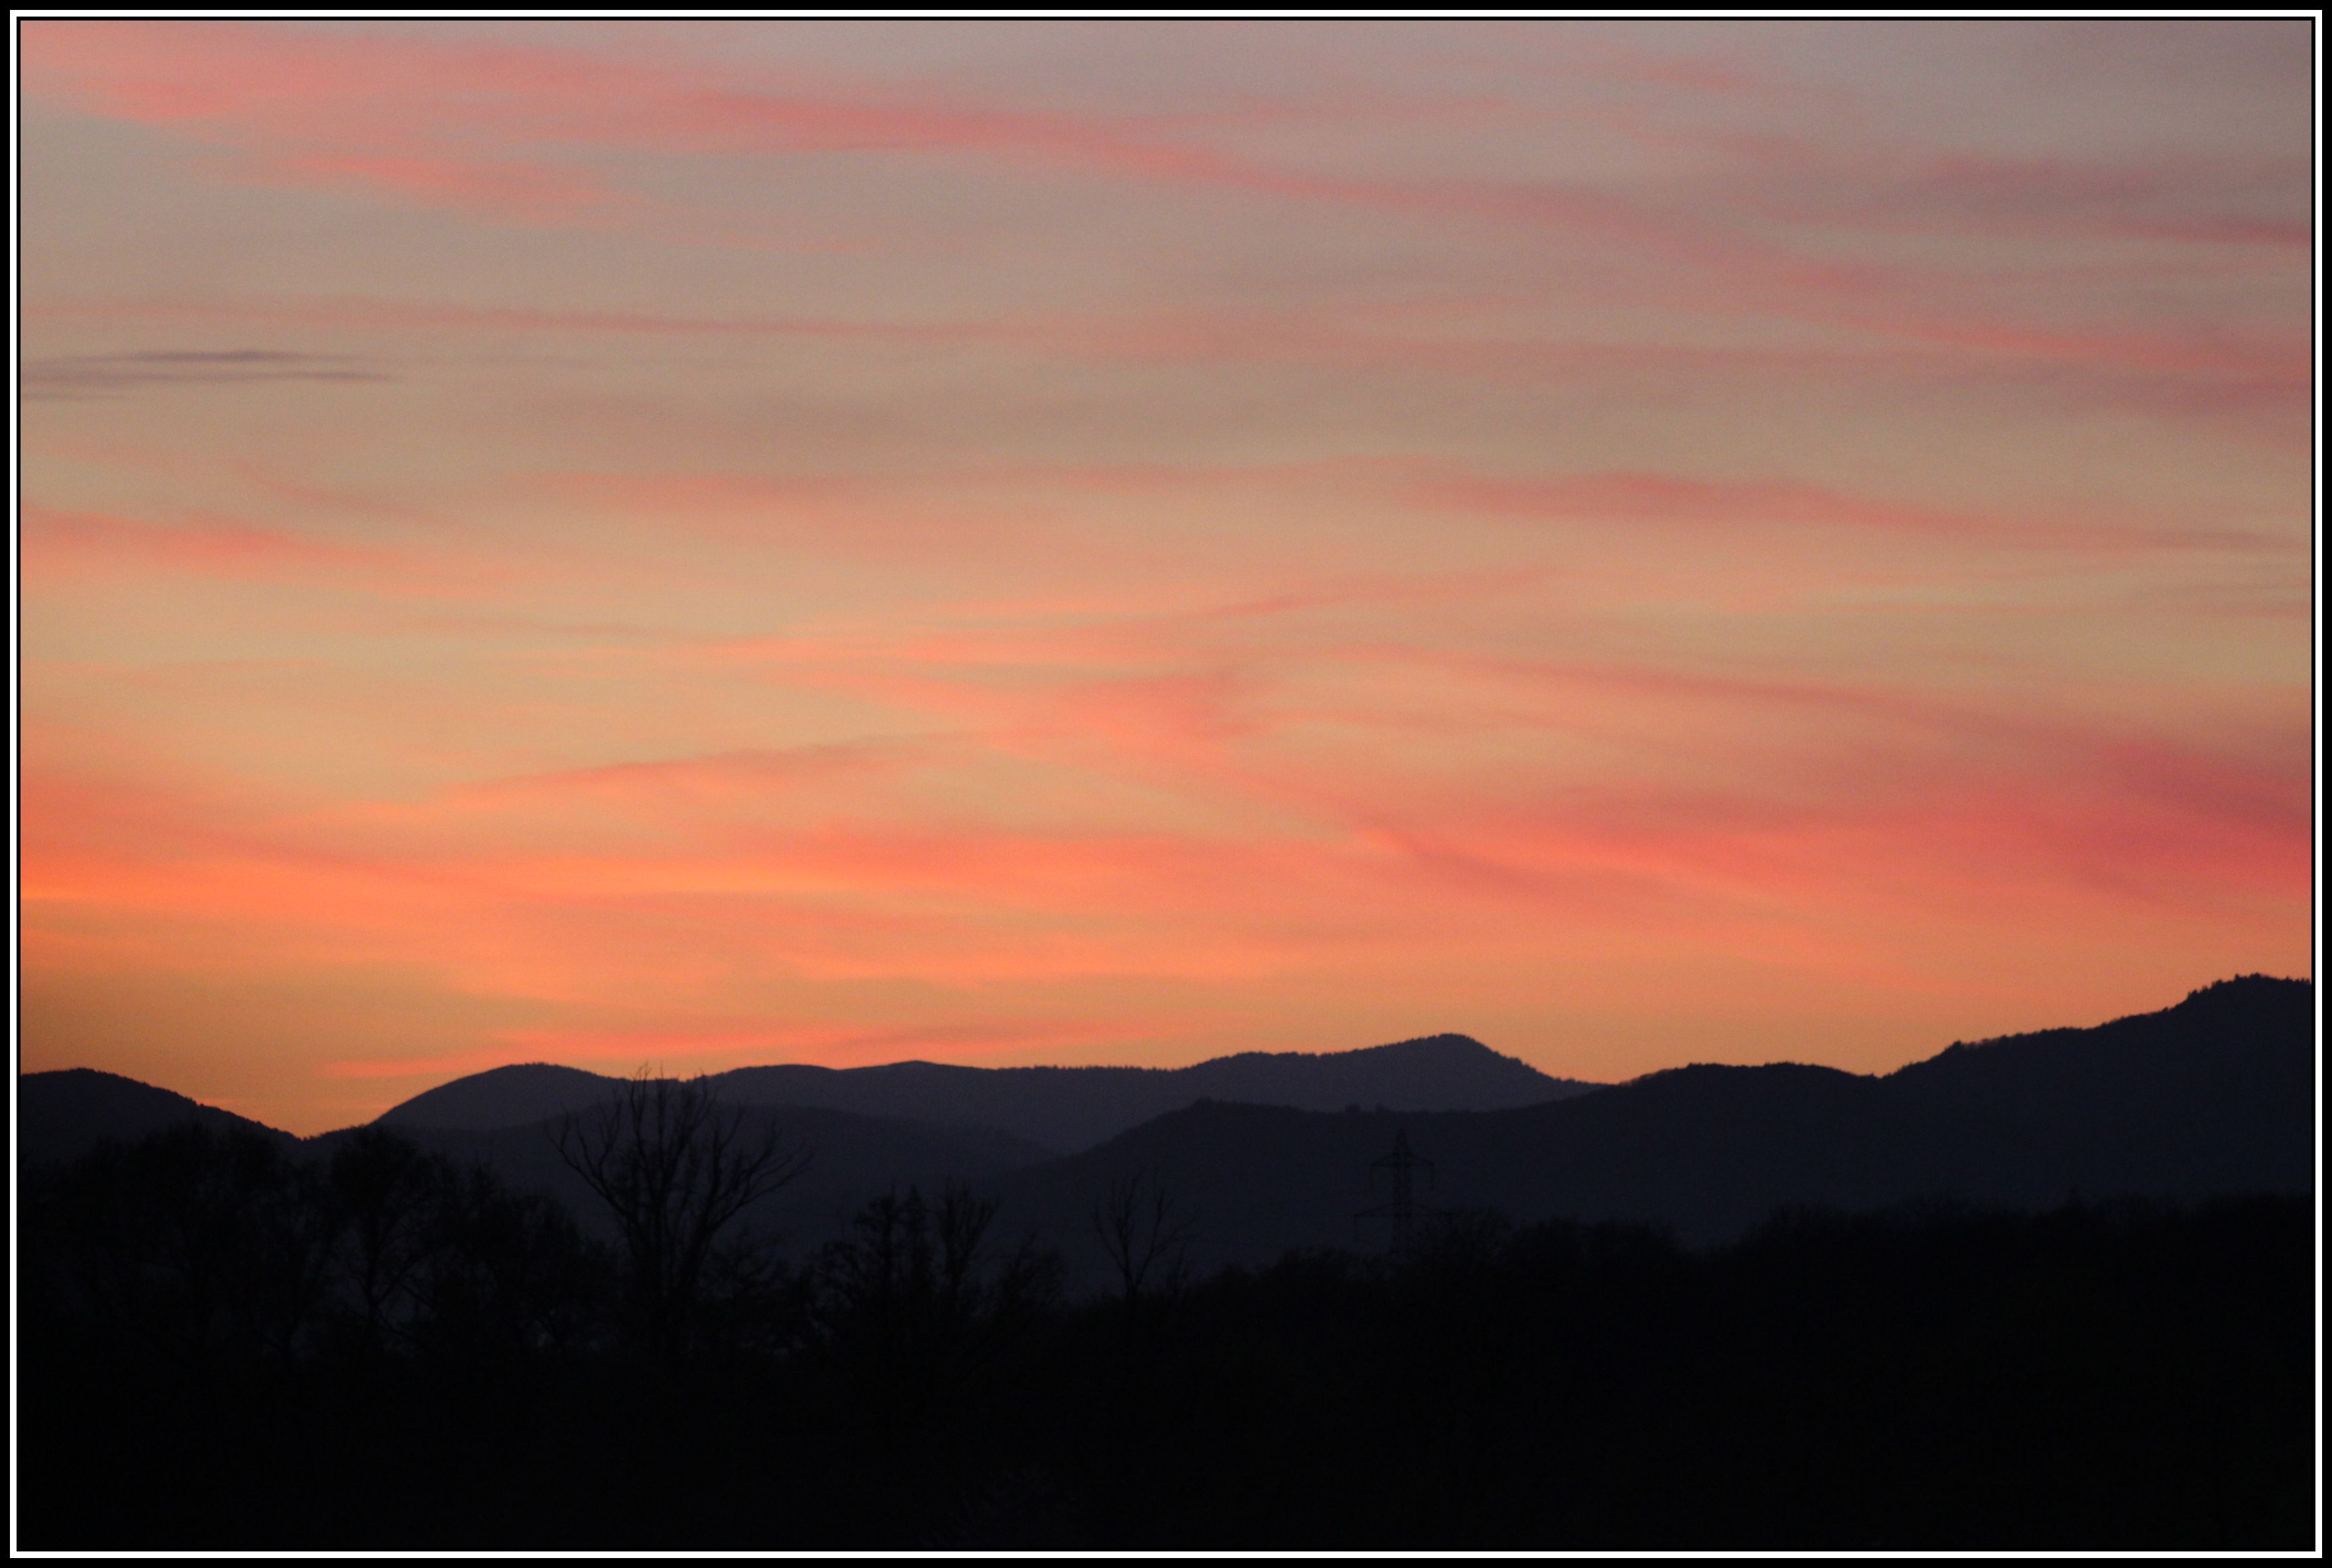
[1355,1127,1436,1252]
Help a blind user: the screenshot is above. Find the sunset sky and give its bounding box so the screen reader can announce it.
[16,18,2315,1134]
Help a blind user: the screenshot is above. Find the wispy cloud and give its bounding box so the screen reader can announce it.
[16,19,2309,1130]
[25,293,2303,437]
[19,504,496,597]
[20,19,2308,398]
[23,348,390,400]
[1399,465,2289,557]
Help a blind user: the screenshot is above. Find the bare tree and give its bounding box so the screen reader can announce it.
[554,1070,809,1362]
[325,1126,451,1354]
[1090,1170,1196,1309]
[813,1182,1058,1424]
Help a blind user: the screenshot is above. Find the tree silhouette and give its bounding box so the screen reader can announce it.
[36,1123,338,1366]
[814,1184,1059,1418]
[1090,1170,1196,1310]
[324,1125,451,1354]
[416,1163,610,1363]
[554,1070,809,1363]
[17,1119,2315,1548]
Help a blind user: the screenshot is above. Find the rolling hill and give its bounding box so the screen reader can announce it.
[994,975,2316,1290]
[375,1031,1596,1152]
[17,1068,292,1170]
[23,976,2312,1292]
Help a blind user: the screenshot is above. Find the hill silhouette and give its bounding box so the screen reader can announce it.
[17,976,2313,1548]
[19,1070,1055,1256]
[994,975,2315,1289]
[375,1031,1594,1152]
[19,1068,292,1170]
[369,1062,622,1136]
[22,976,2311,1288]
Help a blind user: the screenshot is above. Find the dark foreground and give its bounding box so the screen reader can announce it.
[19,1125,2315,1549]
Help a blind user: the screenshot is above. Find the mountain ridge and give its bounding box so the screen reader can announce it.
[16,1067,292,1170]
[372,1029,1594,1152]
[21,976,2312,1286]
[989,974,2313,1286]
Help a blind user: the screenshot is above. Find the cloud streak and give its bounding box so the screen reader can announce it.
[20,504,507,599]
[23,349,389,400]
[17,19,2310,1129]
[21,19,2309,400]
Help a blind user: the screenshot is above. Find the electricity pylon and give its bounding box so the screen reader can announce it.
[1355,1126,1436,1251]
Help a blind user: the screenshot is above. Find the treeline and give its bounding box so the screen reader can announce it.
[17,1090,2314,1549]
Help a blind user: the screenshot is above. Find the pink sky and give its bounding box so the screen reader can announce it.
[16,19,2315,1134]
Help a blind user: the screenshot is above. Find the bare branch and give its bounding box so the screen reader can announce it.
[1090,1170,1197,1306]
[552,1069,811,1361]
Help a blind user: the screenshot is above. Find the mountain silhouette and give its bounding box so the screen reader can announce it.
[18,1067,292,1170]
[23,976,2311,1291]
[17,1068,1058,1259]
[367,1061,622,1136]
[990,974,2315,1289]
[375,1031,1594,1152]
[18,976,2315,1549]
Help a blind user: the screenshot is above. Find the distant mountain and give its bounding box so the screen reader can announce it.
[18,1068,292,1170]
[990,976,2317,1291]
[19,1066,1057,1257]
[29,976,2311,1292]
[377,1032,1598,1152]
[369,1062,621,1137]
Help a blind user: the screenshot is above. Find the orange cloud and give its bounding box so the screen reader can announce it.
[27,290,2303,436]
[23,18,2306,412]
[1398,466,2284,556]
[17,21,2310,1133]
[19,504,507,598]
